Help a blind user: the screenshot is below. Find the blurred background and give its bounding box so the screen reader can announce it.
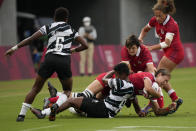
[0,0,196,80]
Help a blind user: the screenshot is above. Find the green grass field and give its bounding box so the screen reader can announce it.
[0,67,196,131]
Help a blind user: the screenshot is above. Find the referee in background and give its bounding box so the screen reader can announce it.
[79,16,97,76]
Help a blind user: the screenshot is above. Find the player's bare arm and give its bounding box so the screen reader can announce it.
[132,97,146,117]
[102,70,115,84]
[5,31,43,56]
[150,100,176,116]
[138,25,151,43]
[147,35,172,51]
[144,78,161,99]
[71,36,88,53]
[146,63,155,74]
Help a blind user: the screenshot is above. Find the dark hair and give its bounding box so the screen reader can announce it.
[54,7,69,22]
[153,0,176,15]
[114,63,130,76]
[125,35,140,49]
[155,69,171,77]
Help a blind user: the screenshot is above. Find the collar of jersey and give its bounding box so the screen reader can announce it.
[136,46,141,56]
[163,15,170,25]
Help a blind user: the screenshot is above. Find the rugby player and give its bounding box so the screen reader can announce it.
[31,68,177,120]
[5,7,88,122]
[32,63,139,119]
[138,0,183,112]
[120,35,165,109]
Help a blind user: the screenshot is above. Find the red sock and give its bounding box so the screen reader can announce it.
[49,96,59,103]
[157,96,164,108]
[168,89,178,101]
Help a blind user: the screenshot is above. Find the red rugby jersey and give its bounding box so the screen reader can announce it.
[121,44,153,73]
[148,15,184,56]
[128,72,155,95]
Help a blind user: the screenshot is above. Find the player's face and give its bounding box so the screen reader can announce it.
[154,10,167,24]
[127,45,138,56]
[156,74,170,87]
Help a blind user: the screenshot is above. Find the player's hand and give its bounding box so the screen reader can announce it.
[4,48,15,56]
[146,46,153,51]
[138,38,143,44]
[138,111,146,117]
[70,48,76,54]
[168,102,177,111]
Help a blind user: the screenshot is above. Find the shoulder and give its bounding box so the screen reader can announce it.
[166,17,178,31]
[121,46,127,52]
[148,16,157,27]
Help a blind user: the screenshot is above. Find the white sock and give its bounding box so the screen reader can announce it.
[56,92,63,96]
[56,93,68,107]
[41,108,51,116]
[82,89,94,98]
[19,103,31,116]
[168,89,175,95]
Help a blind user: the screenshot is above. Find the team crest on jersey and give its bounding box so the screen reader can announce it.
[138,61,142,64]
[161,29,164,34]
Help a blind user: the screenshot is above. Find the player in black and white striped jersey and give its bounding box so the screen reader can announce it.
[5,7,88,122]
[40,63,141,119]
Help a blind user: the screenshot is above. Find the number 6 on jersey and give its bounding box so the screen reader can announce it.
[55,36,64,52]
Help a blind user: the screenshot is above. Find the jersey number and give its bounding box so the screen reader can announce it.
[55,36,64,52]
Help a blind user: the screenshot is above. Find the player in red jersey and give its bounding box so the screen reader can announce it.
[128,69,177,116]
[121,35,155,74]
[138,0,183,112]
[121,35,165,109]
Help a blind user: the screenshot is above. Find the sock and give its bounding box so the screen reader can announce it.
[82,89,94,98]
[142,102,152,113]
[49,96,59,103]
[56,93,68,107]
[168,89,178,101]
[157,96,164,108]
[19,103,31,116]
[41,108,51,116]
[56,92,63,96]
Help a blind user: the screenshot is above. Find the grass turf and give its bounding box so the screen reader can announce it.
[0,67,196,131]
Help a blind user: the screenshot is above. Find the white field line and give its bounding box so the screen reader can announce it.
[115,126,196,129]
[20,125,61,131]
[96,130,117,131]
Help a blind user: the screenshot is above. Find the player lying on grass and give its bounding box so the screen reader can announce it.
[31,63,138,119]
[31,67,177,120]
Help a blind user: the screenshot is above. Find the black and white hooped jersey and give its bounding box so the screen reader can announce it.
[39,22,79,55]
[104,78,134,117]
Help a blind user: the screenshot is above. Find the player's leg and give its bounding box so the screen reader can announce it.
[17,75,47,121]
[80,49,87,76]
[87,43,94,76]
[157,56,183,111]
[72,73,106,98]
[56,97,83,113]
[157,56,177,72]
[17,54,55,122]
[57,97,109,118]
[157,56,178,101]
